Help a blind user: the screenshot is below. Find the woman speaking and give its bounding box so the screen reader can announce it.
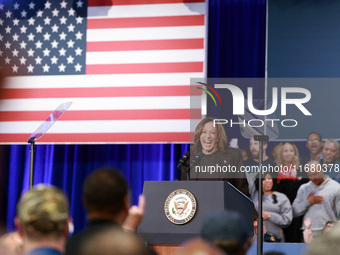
[188,117,249,197]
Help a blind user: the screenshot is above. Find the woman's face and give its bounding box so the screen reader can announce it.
[282,143,295,164]
[263,174,273,192]
[200,121,218,154]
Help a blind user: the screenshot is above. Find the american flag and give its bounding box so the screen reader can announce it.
[0,0,205,144]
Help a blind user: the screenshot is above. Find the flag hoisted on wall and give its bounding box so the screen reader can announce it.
[0,0,205,143]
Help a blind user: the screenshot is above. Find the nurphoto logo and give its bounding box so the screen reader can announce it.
[197,81,312,129]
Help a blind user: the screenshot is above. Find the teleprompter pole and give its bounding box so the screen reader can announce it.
[28,137,36,190]
[254,135,269,255]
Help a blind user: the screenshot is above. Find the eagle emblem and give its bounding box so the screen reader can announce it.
[174,201,189,215]
[164,189,197,224]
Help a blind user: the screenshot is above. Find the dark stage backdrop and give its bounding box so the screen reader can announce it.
[267,0,340,140]
[0,0,267,234]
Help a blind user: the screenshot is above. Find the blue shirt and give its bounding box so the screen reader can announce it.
[28,248,62,255]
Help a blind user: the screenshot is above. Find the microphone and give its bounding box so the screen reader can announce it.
[177,151,190,170]
[190,151,203,168]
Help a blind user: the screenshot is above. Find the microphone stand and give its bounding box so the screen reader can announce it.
[177,153,190,181]
[254,135,269,255]
[177,163,190,181]
[186,165,190,181]
[188,152,203,181]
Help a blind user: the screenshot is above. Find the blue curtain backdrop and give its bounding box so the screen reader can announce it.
[1,144,189,233]
[0,0,266,234]
[207,0,266,147]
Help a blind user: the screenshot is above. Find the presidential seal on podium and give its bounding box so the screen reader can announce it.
[164,189,197,224]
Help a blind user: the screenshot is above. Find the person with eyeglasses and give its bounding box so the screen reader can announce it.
[300,132,323,166]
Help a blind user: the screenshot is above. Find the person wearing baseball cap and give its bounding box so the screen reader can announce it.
[201,209,253,255]
[15,184,71,255]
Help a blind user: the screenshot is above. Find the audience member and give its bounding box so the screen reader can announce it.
[241,147,251,162]
[303,218,313,243]
[300,132,323,166]
[292,161,340,238]
[319,139,340,180]
[250,173,292,242]
[0,231,23,255]
[201,209,252,255]
[79,227,151,255]
[303,218,337,243]
[276,142,308,242]
[306,222,340,255]
[175,238,225,255]
[322,221,335,234]
[270,143,281,164]
[276,142,303,196]
[244,137,275,187]
[15,184,71,255]
[65,167,146,255]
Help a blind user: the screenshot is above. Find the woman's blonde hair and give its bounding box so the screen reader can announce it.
[191,117,228,155]
[276,142,300,169]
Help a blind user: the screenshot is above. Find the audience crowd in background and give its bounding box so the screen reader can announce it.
[0,131,340,255]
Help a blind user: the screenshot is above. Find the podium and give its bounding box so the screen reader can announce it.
[138,181,254,247]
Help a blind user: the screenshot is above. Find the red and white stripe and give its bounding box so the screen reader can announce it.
[0,0,205,144]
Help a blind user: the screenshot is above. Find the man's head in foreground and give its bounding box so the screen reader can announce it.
[201,209,252,255]
[16,184,70,254]
[307,223,340,255]
[0,232,23,255]
[80,227,150,255]
[65,167,145,255]
[82,167,130,224]
[175,238,225,255]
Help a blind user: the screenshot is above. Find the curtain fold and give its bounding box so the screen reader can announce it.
[2,144,189,233]
[207,0,266,145]
[208,0,266,78]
